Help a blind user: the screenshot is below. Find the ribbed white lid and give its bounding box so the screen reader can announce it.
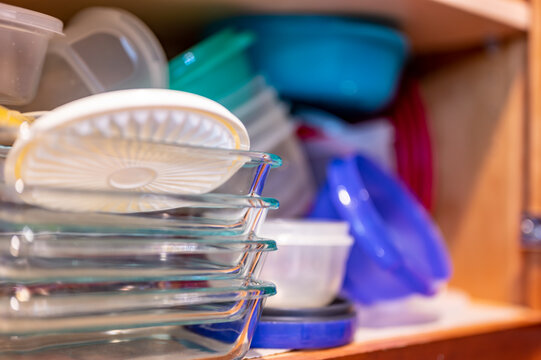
[0,3,63,35]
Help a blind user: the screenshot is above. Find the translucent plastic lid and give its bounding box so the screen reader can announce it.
[0,3,63,34]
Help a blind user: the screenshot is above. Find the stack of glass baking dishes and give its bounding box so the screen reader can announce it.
[0,139,280,359]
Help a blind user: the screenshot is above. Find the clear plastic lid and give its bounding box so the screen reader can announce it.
[0,3,63,35]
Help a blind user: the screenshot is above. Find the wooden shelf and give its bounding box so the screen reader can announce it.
[247,296,541,360]
[4,0,530,54]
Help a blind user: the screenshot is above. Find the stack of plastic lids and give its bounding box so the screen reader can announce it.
[0,89,280,359]
[169,30,316,218]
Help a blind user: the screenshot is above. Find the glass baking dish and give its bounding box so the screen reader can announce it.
[0,183,278,236]
[0,279,274,335]
[0,281,274,358]
[0,233,276,283]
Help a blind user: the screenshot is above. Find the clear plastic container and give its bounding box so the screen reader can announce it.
[17,7,167,111]
[14,40,93,112]
[67,7,167,90]
[258,220,353,309]
[0,233,275,283]
[0,279,275,358]
[0,4,63,105]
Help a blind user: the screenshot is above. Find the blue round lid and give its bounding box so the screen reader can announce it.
[309,155,451,304]
[251,298,356,349]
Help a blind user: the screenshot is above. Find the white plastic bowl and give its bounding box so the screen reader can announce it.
[0,4,63,105]
[258,220,353,309]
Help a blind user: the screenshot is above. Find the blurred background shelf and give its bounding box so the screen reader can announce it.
[248,295,541,360]
[3,0,530,54]
[1,0,540,357]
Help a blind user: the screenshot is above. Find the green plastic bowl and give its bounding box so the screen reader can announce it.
[169,28,256,101]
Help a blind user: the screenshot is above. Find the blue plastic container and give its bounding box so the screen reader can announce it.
[214,15,409,113]
[309,155,451,304]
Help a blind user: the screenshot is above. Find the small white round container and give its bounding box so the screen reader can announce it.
[0,4,63,105]
[258,220,354,309]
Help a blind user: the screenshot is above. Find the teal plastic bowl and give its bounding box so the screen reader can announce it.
[213,16,409,113]
[169,28,256,101]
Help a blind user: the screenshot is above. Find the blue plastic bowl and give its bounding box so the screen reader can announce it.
[214,15,409,113]
[309,155,451,304]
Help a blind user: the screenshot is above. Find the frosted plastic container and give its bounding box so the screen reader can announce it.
[219,76,272,117]
[258,220,353,309]
[15,40,93,112]
[18,7,167,111]
[0,4,63,105]
[254,118,315,218]
[263,129,316,218]
[242,91,315,218]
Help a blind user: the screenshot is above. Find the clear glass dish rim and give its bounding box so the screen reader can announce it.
[0,183,280,210]
[1,278,276,296]
[0,280,276,336]
[0,138,283,167]
[0,235,276,284]
[0,232,277,247]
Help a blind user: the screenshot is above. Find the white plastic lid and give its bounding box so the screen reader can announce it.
[259,220,353,246]
[0,3,63,35]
